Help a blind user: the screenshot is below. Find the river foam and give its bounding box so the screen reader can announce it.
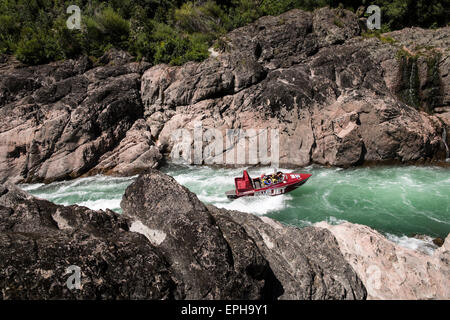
[19,165,450,248]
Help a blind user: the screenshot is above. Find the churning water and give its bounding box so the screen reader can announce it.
[20,165,450,249]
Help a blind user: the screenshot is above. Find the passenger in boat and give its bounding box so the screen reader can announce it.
[270,173,277,183]
[261,174,273,186]
[262,172,284,186]
[276,171,284,182]
[267,173,282,184]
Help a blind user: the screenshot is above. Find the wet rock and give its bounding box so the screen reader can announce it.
[433,237,445,247]
[411,233,445,248]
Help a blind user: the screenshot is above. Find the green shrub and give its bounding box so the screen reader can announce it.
[16,29,63,65]
[1,0,448,65]
[97,7,130,45]
[129,26,153,61]
[229,0,263,28]
[174,1,229,35]
[261,0,297,16]
[53,18,84,59]
[87,7,130,49]
[148,22,210,65]
[150,22,187,64]
[0,14,20,53]
[183,33,210,62]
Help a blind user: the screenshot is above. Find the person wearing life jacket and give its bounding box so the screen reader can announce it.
[261,174,271,186]
[268,173,279,184]
[276,171,284,182]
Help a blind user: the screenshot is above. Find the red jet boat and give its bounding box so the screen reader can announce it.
[226,170,312,199]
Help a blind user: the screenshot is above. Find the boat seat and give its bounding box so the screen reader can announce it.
[254,180,261,189]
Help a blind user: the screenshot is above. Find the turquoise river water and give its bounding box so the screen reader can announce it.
[20,165,450,251]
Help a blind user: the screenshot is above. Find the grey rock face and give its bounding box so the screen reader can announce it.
[1,169,366,300]
[317,222,450,299]
[120,170,280,299]
[208,206,366,299]
[0,183,179,299]
[0,51,160,184]
[141,8,449,167]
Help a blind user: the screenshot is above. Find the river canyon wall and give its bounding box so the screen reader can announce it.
[0,8,449,183]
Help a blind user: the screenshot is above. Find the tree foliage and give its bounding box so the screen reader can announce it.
[0,0,448,66]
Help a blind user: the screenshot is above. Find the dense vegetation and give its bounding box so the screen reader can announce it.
[0,0,448,66]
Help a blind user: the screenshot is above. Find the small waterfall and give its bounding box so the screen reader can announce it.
[443,127,450,161]
[408,63,416,105]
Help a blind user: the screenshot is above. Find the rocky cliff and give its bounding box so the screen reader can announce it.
[142,8,450,167]
[1,8,449,183]
[0,51,160,184]
[0,170,366,299]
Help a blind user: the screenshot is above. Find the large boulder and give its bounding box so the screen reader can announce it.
[0,183,179,299]
[208,206,366,299]
[121,169,366,300]
[120,170,276,299]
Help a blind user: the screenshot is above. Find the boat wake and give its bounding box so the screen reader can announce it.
[19,164,449,249]
[214,194,293,215]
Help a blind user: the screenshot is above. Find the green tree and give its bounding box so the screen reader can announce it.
[16,27,63,65]
[1,0,448,65]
